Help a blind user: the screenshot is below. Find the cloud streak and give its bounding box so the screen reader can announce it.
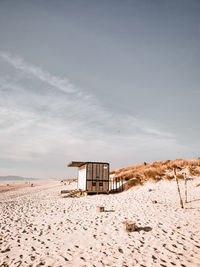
[0,51,178,140]
[0,51,77,94]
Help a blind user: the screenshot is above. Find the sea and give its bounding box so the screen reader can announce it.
[0,177,43,185]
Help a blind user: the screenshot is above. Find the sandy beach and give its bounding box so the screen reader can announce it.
[1,178,200,267]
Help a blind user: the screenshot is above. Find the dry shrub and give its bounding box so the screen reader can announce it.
[122,171,134,180]
[143,168,158,179]
[135,174,143,180]
[124,178,142,191]
[188,166,200,176]
[171,164,178,169]
[163,160,171,165]
[167,159,189,170]
[143,168,164,181]
[166,165,174,171]
[190,158,200,167]
[166,174,174,180]
[176,174,184,180]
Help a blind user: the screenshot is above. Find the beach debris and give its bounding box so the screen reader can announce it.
[97,206,104,212]
[30,256,35,261]
[118,248,124,253]
[123,221,136,232]
[196,183,200,187]
[152,200,158,204]
[31,183,34,187]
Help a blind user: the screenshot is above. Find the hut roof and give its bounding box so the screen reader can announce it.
[67,161,109,168]
[67,161,86,167]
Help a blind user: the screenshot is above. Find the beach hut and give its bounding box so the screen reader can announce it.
[67,161,109,193]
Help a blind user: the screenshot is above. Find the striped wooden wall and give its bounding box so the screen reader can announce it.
[86,163,109,192]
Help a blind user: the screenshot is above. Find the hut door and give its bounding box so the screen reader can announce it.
[99,164,104,191]
[87,163,93,191]
[87,163,99,192]
[93,163,99,191]
[96,164,101,191]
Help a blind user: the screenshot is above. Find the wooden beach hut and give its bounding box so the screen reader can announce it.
[67,161,110,194]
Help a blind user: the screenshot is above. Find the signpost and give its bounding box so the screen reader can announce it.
[184,172,187,203]
[174,168,184,209]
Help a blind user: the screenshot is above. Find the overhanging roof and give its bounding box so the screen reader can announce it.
[67,161,86,167]
[67,161,109,168]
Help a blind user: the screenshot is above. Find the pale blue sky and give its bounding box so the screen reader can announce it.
[0,0,200,178]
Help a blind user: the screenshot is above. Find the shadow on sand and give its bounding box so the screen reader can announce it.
[187,198,200,203]
[104,209,115,212]
[135,226,152,232]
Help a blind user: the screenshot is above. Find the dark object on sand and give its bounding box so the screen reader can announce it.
[124,221,136,232]
[97,206,105,212]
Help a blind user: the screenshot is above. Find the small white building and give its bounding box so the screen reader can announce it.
[67,161,109,193]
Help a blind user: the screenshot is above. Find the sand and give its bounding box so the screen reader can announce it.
[0,178,200,267]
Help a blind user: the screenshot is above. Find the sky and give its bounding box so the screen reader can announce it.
[0,0,200,178]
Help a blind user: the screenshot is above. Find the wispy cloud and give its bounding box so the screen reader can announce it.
[0,51,77,94]
[0,53,158,136]
[0,51,177,140]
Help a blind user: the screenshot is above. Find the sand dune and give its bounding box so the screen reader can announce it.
[1,178,200,267]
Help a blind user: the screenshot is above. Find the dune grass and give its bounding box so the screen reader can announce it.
[110,158,200,190]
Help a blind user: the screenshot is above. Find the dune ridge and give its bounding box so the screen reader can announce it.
[110,158,200,190]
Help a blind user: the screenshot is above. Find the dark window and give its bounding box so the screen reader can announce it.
[99,182,103,186]
[92,182,96,186]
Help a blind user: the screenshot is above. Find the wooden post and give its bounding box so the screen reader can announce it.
[97,206,104,212]
[124,221,136,232]
[184,172,187,203]
[174,168,184,208]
